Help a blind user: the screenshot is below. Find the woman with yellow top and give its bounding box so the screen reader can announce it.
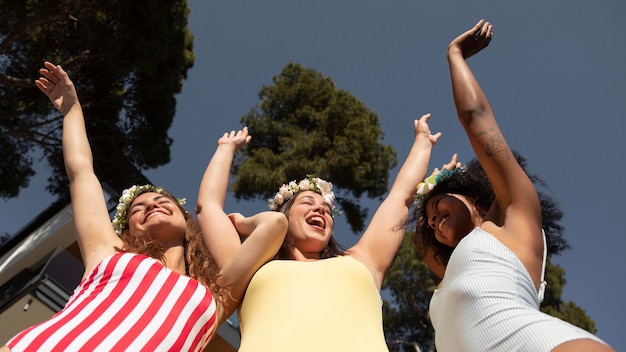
[197,113,442,351]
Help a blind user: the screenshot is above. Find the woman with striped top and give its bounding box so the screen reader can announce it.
[2,62,287,352]
[412,20,614,351]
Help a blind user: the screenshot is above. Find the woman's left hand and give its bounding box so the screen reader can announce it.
[449,19,493,60]
[415,113,442,145]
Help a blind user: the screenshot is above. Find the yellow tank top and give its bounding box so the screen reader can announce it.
[238,256,389,351]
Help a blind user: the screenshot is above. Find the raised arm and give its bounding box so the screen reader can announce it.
[348,113,441,289]
[448,21,543,283]
[196,128,287,321]
[36,62,121,275]
[448,21,541,231]
[196,128,251,269]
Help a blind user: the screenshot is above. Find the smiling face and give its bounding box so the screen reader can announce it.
[425,193,481,247]
[286,190,335,258]
[126,192,187,244]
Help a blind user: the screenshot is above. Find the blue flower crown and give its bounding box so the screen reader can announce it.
[415,167,466,205]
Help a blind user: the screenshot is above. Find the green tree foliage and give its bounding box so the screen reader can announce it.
[384,240,598,351]
[383,233,439,351]
[540,260,597,333]
[383,154,597,350]
[233,62,397,233]
[0,0,194,199]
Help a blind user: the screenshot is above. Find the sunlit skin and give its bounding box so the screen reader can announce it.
[195,110,440,350]
[0,61,289,351]
[418,18,617,351]
[127,192,187,245]
[286,191,334,260]
[425,193,482,247]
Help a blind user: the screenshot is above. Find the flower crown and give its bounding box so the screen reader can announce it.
[415,167,466,205]
[268,175,336,211]
[112,184,186,236]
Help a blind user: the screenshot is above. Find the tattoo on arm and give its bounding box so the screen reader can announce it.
[392,218,409,233]
[477,128,509,158]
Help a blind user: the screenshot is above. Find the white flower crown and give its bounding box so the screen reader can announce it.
[112,184,186,236]
[268,175,336,211]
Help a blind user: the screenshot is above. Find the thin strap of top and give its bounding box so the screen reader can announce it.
[537,229,547,302]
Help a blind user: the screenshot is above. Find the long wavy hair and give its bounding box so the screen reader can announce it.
[276,192,345,259]
[115,190,222,296]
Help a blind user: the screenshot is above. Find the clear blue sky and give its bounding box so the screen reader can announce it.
[3,0,624,349]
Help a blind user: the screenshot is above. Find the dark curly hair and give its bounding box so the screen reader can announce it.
[276,191,345,259]
[412,151,569,267]
[115,189,222,297]
[413,158,492,266]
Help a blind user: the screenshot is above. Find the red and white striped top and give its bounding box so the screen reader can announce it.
[7,252,217,352]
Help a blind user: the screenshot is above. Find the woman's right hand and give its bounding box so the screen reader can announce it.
[228,212,251,239]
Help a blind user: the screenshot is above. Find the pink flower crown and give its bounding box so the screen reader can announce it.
[268,175,336,212]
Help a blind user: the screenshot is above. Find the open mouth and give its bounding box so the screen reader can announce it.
[306,216,325,229]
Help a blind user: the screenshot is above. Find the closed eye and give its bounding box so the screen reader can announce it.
[429,215,438,230]
[428,198,442,229]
